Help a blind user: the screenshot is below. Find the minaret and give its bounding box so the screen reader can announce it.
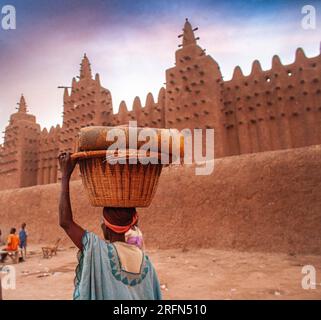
[165,19,225,157]
[18,94,27,113]
[80,53,92,79]
[60,53,113,157]
[0,94,41,190]
[180,18,198,47]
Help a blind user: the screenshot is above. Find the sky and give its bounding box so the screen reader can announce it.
[0,0,320,140]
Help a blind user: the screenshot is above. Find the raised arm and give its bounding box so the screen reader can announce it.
[58,152,85,250]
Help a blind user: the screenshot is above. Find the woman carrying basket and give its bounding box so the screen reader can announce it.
[58,152,162,300]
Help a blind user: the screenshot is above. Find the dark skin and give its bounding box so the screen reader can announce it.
[58,152,126,250]
[58,152,85,250]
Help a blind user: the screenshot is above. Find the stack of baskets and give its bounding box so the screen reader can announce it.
[71,126,182,207]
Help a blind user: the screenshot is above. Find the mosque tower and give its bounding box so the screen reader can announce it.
[0,95,40,189]
[59,54,113,154]
[164,19,226,157]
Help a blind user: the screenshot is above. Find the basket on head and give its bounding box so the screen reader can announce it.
[71,149,164,207]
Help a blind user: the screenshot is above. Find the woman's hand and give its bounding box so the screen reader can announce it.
[58,152,77,179]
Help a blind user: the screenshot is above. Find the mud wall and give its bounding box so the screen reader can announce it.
[0,145,321,254]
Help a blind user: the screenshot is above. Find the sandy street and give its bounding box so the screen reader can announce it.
[1,244,321,300]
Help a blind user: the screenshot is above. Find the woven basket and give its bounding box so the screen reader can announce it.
[71,150,163,207]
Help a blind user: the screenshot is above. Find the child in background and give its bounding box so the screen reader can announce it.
[19,223,27,261]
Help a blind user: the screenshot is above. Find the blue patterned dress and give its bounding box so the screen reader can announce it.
[73,231,162,300]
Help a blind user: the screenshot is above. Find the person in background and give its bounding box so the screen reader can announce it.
[58,152,162,300]
[0,228,20,263]
[19,223,28,261]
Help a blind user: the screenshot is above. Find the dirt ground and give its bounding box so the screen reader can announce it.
[1,244,321,300]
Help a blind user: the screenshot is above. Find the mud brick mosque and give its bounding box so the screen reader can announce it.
[0,19,321,190]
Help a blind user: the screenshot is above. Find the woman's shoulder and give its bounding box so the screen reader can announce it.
[81,231,109,249]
